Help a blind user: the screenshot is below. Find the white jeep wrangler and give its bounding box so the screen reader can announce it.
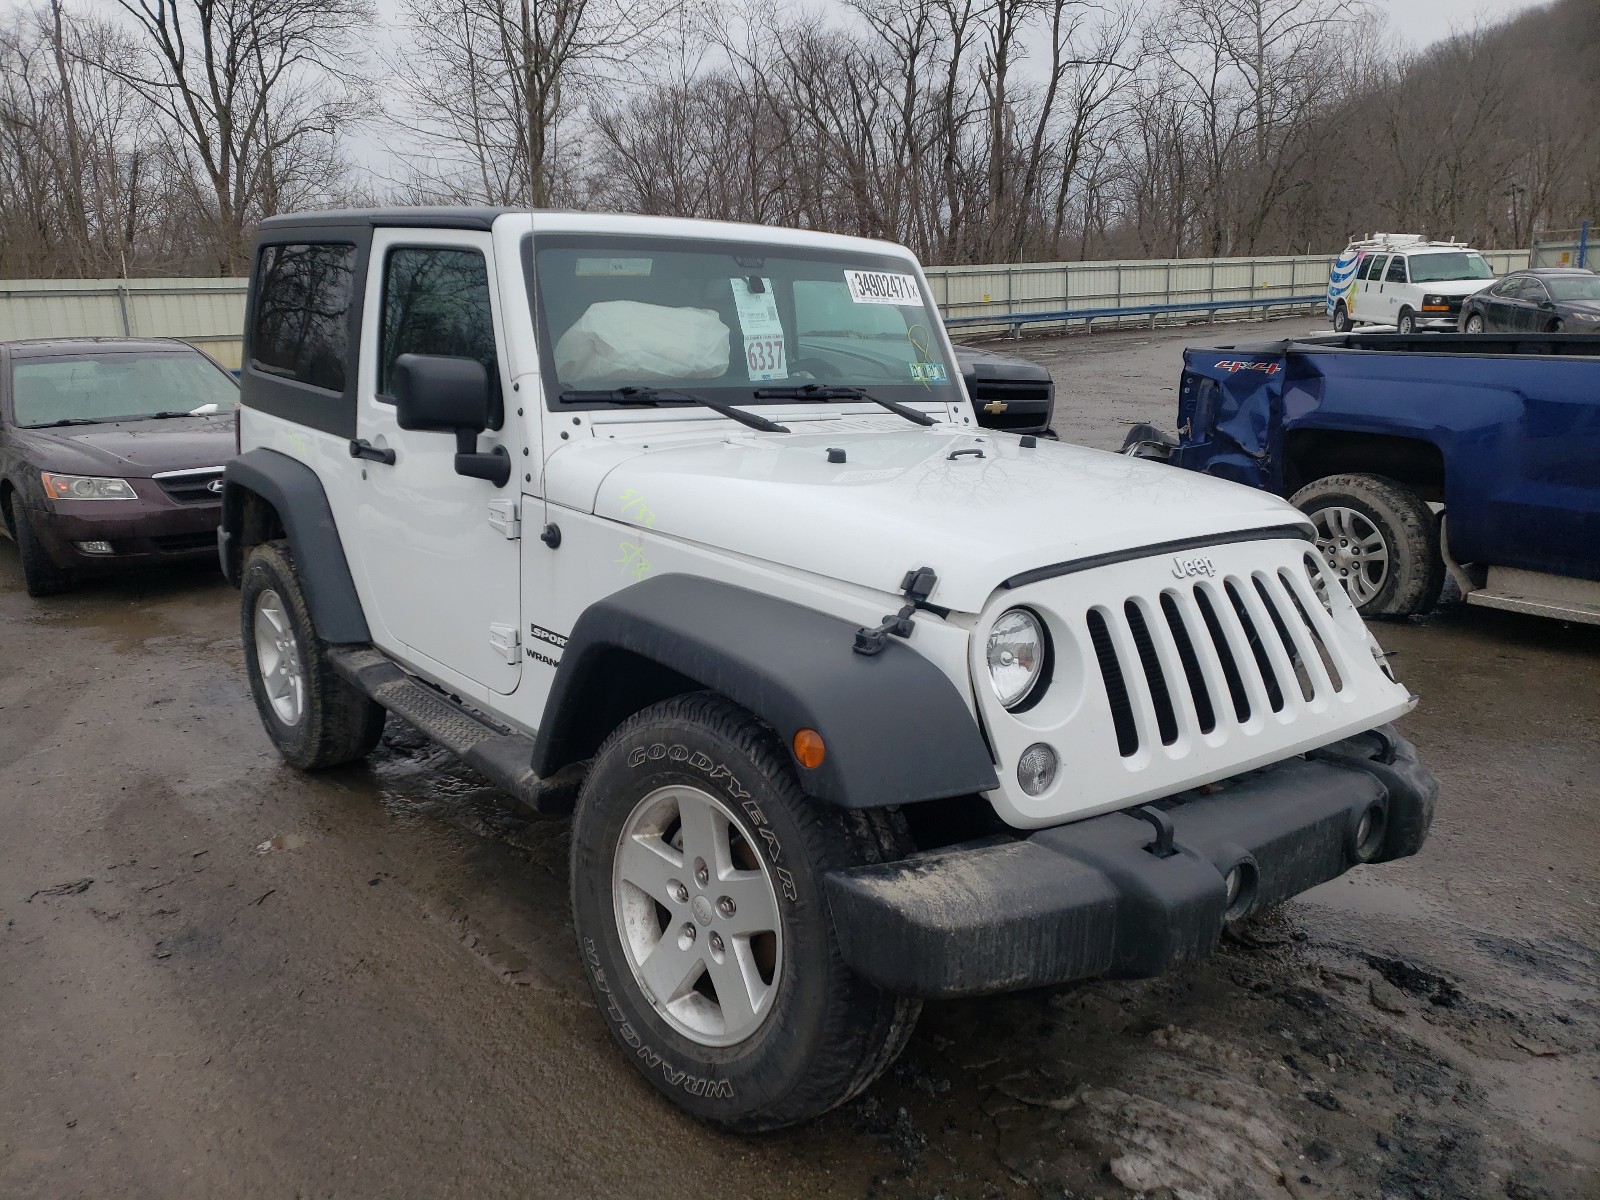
[221,207,1437,1130]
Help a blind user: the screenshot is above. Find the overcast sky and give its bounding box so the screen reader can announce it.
[1377,0,1551,48]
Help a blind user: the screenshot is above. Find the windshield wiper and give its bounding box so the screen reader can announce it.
[753,383,938,427]
[31,417,100,427]
[558,386,789,434]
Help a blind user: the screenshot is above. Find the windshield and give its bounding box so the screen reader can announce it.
[530,234,959,410]
[12,352,239,427]
[1546,274,1600,301]
[1408,252,1494,283]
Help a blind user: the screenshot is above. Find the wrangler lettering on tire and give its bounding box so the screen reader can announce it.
[569,691,919,1130]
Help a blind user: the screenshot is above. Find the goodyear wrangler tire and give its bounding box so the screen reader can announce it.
[240,540,386,770]
[570,691,919,1131]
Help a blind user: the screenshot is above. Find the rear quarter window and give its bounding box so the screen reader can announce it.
[250,243,356,392]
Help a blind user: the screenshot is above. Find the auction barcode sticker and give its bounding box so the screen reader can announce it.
[844,270,922,306]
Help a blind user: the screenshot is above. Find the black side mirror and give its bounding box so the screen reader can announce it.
[389,353,509,487]
[392,353,490,433]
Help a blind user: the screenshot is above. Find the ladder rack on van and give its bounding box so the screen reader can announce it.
[1344,233,1470,252]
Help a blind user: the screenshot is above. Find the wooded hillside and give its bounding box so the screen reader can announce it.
[1,0,1594,276]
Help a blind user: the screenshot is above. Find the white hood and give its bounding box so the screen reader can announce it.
[1417,278,1495,297]
[570,427,1311,613]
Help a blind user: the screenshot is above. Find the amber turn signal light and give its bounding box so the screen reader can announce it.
[792,728,826,769]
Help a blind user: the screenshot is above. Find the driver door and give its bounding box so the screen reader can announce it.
[347,229,522,698]
[1382,255,1408,323]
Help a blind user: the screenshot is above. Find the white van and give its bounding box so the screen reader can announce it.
[1326,234,1497,333]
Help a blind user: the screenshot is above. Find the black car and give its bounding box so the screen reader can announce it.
[1459,267,1600,333]
[951,344,1056,435]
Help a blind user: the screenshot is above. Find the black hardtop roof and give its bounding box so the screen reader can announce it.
[3,336,194,358]
[258,206,521,235]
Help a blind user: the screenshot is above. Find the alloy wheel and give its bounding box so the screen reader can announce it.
[1310,506,1390,608]
[613,784,783,1047]
[253,588,306,726]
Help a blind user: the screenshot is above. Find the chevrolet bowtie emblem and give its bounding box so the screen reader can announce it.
[983,401,1008,414]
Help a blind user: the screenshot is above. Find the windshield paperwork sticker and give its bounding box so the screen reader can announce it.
[908,361,947,383]
[575,257,652,276]
[731,276,787,381]
[845,270,922,306]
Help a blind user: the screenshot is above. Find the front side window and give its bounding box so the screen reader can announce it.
[380,247,496,395]
[1408,252,1494,283]
[250,242,355,392]
[530,234,959,409]
[11,352,239,427]
[1385,256,1408,284]
[1546,274,1600,301]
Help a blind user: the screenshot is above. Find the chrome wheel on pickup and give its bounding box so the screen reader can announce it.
[1309,505,1389,608]
[1291,473,1444,618]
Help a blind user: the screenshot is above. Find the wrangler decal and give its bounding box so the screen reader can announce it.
[584,937,735,1100]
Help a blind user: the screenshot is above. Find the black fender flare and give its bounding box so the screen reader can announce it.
[531,574,1000,809]
[220,448,370,644]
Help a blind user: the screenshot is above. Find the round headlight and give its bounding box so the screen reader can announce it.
[987,607,1047,709]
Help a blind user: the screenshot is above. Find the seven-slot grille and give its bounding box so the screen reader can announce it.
[153,467,224,504]
[1086,553,1347,759]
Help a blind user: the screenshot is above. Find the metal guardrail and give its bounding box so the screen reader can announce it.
[925,248,1530,338]
[1,246,1537,362]
[943,293,1326,335]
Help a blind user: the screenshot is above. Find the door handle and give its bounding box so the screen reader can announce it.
[349,439,396,465]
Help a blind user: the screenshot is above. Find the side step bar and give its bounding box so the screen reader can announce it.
[330,647,586,816]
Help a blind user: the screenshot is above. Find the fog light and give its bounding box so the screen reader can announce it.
[76,540,113,555]
[1224,866,1243,907]
[1353,803,1387,862]
[1017,743,1058,796]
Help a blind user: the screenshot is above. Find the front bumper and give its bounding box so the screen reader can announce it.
[825,726,1435,997]
[25,499,221,569]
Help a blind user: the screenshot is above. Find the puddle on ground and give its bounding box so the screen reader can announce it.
[1295,870,1446,922]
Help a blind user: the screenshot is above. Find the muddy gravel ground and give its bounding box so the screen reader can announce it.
[3,319,1597,1199]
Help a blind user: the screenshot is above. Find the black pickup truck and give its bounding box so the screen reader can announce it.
[954,344,1056,435]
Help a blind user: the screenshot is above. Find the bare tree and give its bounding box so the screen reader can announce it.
[106,0,372,273]
[390,0,688,208]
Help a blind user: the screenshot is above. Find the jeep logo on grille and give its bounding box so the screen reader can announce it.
[1171,555,1216,579]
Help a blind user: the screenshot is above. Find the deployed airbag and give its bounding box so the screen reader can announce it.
[554,301,730,384]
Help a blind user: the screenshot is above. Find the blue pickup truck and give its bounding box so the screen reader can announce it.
[1123,332,1600,623]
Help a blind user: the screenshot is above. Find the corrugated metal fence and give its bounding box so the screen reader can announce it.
[0,278,247,367]
[0,248,1535,363]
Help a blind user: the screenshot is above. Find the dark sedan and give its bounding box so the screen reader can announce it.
[0,338,239,596]
[1459,267,1600,333]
